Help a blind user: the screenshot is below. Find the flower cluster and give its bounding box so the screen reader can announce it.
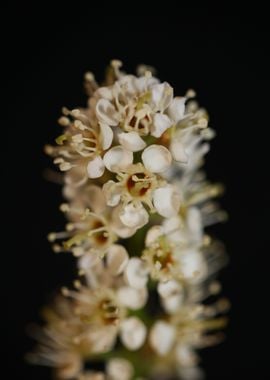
[30,61,228,380]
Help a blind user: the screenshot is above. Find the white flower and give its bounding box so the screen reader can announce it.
[149,320,176,356]
[47,108,114,183]
[102,163,169,229]
[120,317,147,350]
[94,74,180,140]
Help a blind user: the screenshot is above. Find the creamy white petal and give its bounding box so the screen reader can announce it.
[87,156,105,178]
[106,244,129,275]
[151,82,173,111]
[99,123,113,150]
[162,293,184,314]
[149,321,176,356]
[117,286,147,310]
[107,358,134,380]
[151,113,172,138]
[145,225,163,246]
[142,144,172,173]
[78,252,100,271]
[90,325,117,353]
[118,132,146,152]
[125,257,148,289]
[167,97,186,123]
[103,146,133,172]
[120,203,149,229]
[96,98,119,126]
[120,317,147,350]
[170,140,188,162]
[103,180,121,207]
[111,206,137,238]
[157,280,184,313]
[86,185,106,213]
[180,250,208,283]
[95,86,114,100]
[157,279,183,298]
[153,185,181,217]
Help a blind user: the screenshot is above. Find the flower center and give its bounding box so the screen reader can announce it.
[91,220,109,246]
[126,172,152,198]
[153,250,174,271]
[100,298,119,325]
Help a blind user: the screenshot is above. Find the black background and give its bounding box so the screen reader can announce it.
[3,3,270,380]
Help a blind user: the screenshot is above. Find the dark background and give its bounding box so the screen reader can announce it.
[3,3,270,380]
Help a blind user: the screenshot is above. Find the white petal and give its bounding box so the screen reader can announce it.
[111,206,137,238]
[151,113,172,138]
[120,203,148,229]
[106,244,129,275]
[118,132,146,152]
[99,123,113,150]
[142,144,172,173]
[162,293,184,314]
[117,286,147,310]
[170,140,188,162]
[125,257,148,289]
[149,321,176,356]
[87,156,105,178]
[107,358,134,380]
[153,185,181,218]
[103,146,133,173]
[103,180,121,207]
[120,317,147,350]
[90,325,117,353]
[180,250,207,283]
[157,279,183,298]
[95,86,114,100]
[157,280,184,313]
[145,226,163,247]
[86,185,106,213]
[96,98,119,126]
[162,216,182,242]
[78,253,100,271]
[151,82,173,111]
[167,97,186,123]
